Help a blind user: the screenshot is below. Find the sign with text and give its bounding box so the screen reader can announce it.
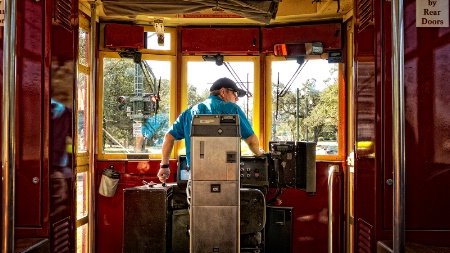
[133,123,142,137]
[417,0,449,27]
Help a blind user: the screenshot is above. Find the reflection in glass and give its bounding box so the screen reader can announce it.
[77,72,88,152]
[76,223,88,253]
[76,171,88,219]
[79,28,89,66]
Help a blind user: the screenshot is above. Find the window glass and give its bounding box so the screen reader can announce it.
[144,31,171,51]
[76,14,90,253]
[76,171,88,219]
[102,57,171,154]
[76,223,88,253]
[79,28,89,66]
[77,72,88,152]
[187,61,254,121]
[186,60,255,155]
[271,59,339,156]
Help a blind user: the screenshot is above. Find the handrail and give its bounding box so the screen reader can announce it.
[89,2,98,253]
[391,0,406,252]
[328,165,338,253]
[2,0,17,252]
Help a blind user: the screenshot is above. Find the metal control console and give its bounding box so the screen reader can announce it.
[190,114,241,253]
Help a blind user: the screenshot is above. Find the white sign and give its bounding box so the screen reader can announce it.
[0,0,4,26]
[417,0,449,27]
[133,123,142,137]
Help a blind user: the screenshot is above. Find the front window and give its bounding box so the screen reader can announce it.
[270,57,340,157]
[183,56,259,156]
[100,53,174,157]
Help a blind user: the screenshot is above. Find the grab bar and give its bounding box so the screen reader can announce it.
[328,165,339,253]
[2,0,18,252]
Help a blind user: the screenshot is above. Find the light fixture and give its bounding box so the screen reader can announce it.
[153,19,164,46]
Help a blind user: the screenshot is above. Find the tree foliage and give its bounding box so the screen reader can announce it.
[272,64,338,142]
[187,85,209,108]
[102,58,171,149]
[102,58,339,149]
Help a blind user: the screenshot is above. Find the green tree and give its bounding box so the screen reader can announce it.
[272,81,297,140]
[305,65,338,142]
[271,64,338,143]
[187,84,209,108]
[305,83,338,142]
[102,58,171,151]
[103,59,135,148]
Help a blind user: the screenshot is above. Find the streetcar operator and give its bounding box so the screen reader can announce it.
[157,77,265,183]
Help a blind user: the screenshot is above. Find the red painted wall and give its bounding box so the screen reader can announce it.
[391,0,450,241]
[354,0,450,251]
[269,162,344,253]
[180,23,343,55]
[95,160,176,253]
[181,27,260,55]
[14,0,51,237]
[261,23,342,54]
[95,160,342,253]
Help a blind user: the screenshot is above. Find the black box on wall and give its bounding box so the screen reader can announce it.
[123,185,173,252]
[265,206,293,253]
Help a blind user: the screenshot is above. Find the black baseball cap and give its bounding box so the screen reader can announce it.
[209,77,246,97]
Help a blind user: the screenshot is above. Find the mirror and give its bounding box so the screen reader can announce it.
[274,42,323,57]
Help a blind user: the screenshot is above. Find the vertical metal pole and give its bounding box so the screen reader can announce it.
[246,73,249,119]
[296,88,299,141]
[2,0,17,252]
[89,2,98,253]
[391,0,405,252]
[305,95,308,141]
[327,166,336,253]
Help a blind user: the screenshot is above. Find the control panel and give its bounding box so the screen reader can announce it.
[269,141,296,188]
[240,156,269,188]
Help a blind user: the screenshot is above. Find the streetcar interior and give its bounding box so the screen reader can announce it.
[3,0,450,253]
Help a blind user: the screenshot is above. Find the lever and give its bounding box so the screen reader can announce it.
[142,180,155,188]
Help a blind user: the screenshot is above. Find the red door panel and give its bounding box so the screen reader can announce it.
[15,0,47,228]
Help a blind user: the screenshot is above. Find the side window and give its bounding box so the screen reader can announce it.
[76,13,90,253]
[77,69,88,153]
[99,53,174,158]
[269,57,341,158]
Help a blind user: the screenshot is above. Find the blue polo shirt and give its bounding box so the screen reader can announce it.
[168,95,254,166]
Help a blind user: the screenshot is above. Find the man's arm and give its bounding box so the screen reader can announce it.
[244,134,265,156]
[158,132,175,183]
[161,132,175,164]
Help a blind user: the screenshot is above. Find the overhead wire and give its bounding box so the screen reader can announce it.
[275,59,308,119]
[278,59,308,97]
[224,61,253,97]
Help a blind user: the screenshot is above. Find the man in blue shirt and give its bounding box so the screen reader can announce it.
[157,77,265,183]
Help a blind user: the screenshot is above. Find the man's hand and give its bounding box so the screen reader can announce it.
[256,148,266,156]
[157,168,170,183]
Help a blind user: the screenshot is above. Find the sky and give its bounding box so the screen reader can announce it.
[271,59,337,91]
[187,59,337,93]
[146,58,338,93]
